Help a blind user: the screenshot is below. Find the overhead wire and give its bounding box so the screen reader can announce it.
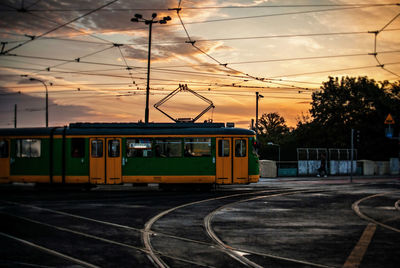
[115,44,136,85]
[0,0,118,55]
[0,0,398,116]
[33,45,116,74]
[3,3,398,12]
[170,6,388,26]
[174,6,314,91]
[370,10,400,78]
[26,10,114,45]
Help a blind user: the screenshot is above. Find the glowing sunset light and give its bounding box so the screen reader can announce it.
[0,0,399,128]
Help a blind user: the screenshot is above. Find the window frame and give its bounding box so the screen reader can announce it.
[154,138,183,158]
[16,139,41,158]
[108,139,120,158]
[91,139,103,158]
[218,139,230,157]
[0,140,9,158]
[71,138,85,158]
[126,138,153,158]
[235,139,247,157]
[184,138,211,157]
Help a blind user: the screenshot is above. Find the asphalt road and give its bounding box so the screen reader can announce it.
[0,176,399,268]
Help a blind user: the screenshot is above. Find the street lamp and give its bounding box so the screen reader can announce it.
[267,142,280,170]
[255,92,264,135]
[24,77,49,127]
[131,13,171,124]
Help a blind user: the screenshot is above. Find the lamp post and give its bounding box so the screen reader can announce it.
[131,13,171,124]
[29,77,49,128]
[267,141,280,172]
[255,92,264,136]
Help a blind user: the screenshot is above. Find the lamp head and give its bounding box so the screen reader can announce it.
[152,13,157,18]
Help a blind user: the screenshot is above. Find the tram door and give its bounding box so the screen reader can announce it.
[233,138,248,184]
[90,138,105,184]
[216,138,232,184]
[106,138,122,184]
[0,139,10,181]
[90,138,122,184]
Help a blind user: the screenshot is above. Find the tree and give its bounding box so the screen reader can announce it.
[302,76,400,160]
[257,112,290,143]
[257,112,291,160]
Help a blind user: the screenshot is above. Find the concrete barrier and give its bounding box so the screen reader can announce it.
[259,160,277,178]
[359,160,375,176]
[390,158,399,175]
[374,161,390,175]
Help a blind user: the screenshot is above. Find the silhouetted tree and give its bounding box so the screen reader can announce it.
[257,112,291,160]
[296,76,400,160]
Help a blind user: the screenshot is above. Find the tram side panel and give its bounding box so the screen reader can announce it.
[122,137,216,184]
[0,138,10,183]
[9,137,50,183]
[248,137,260,183]
[65,137,90,183]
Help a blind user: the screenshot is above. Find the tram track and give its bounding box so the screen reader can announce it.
[203,189,332,268]
[0,211,216,267]
[3,185,398,267]
[1,189,294,268]
[352,190,400,233]
[143,188,333,268]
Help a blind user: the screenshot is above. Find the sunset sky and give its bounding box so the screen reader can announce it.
[0,0,399,128]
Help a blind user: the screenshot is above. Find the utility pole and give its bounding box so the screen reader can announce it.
[255,92,264,137]
[131,13,171,123]
[29,78,49,127]
[14,104,17,128]
[350,128,354,183]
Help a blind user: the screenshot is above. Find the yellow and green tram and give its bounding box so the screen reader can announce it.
[0,123,259,186]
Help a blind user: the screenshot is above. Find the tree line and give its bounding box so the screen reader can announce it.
[256,76,400,161]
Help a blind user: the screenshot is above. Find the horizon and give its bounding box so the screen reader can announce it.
[1,0,399,129]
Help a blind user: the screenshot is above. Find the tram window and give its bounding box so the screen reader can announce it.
[154,139,182,157]
[108,139,120,157]
[184,138,211,157]
[0,140,8,158]
[71,138,85,158]
[16,139,41,158]
[126,139,152,158]
[218,140,230,157]
[235,139,247,157]
[91,140,103,158]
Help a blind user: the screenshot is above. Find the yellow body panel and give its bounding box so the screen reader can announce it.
[90,138,105,184]
[233,138,249,184]
[249,175,260,183]
[0,139,10,183]
[106,138,122,184]
[123,175,215,184]
[216,138,232,184]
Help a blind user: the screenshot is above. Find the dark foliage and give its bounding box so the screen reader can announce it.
[257,77,400,161]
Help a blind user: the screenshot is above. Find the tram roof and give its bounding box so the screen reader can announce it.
[0,122,255,136]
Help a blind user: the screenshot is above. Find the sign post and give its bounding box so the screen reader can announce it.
[385,114,395,139]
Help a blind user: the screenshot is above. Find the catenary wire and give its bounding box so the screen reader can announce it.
[1,0,118,55]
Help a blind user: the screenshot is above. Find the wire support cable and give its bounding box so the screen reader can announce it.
[173,6,319,91]
[9,3,400,12]
[370,11,400,78]
[25,10,114,45]
[34,45,116,74]
[0,0,118,55]
[115,44,136,85]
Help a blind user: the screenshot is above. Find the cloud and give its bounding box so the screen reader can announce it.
[0,87,94,127]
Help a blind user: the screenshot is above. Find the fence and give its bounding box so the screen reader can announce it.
[297,148,357,176]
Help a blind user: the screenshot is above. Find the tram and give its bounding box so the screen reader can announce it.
[0,122,259,186]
